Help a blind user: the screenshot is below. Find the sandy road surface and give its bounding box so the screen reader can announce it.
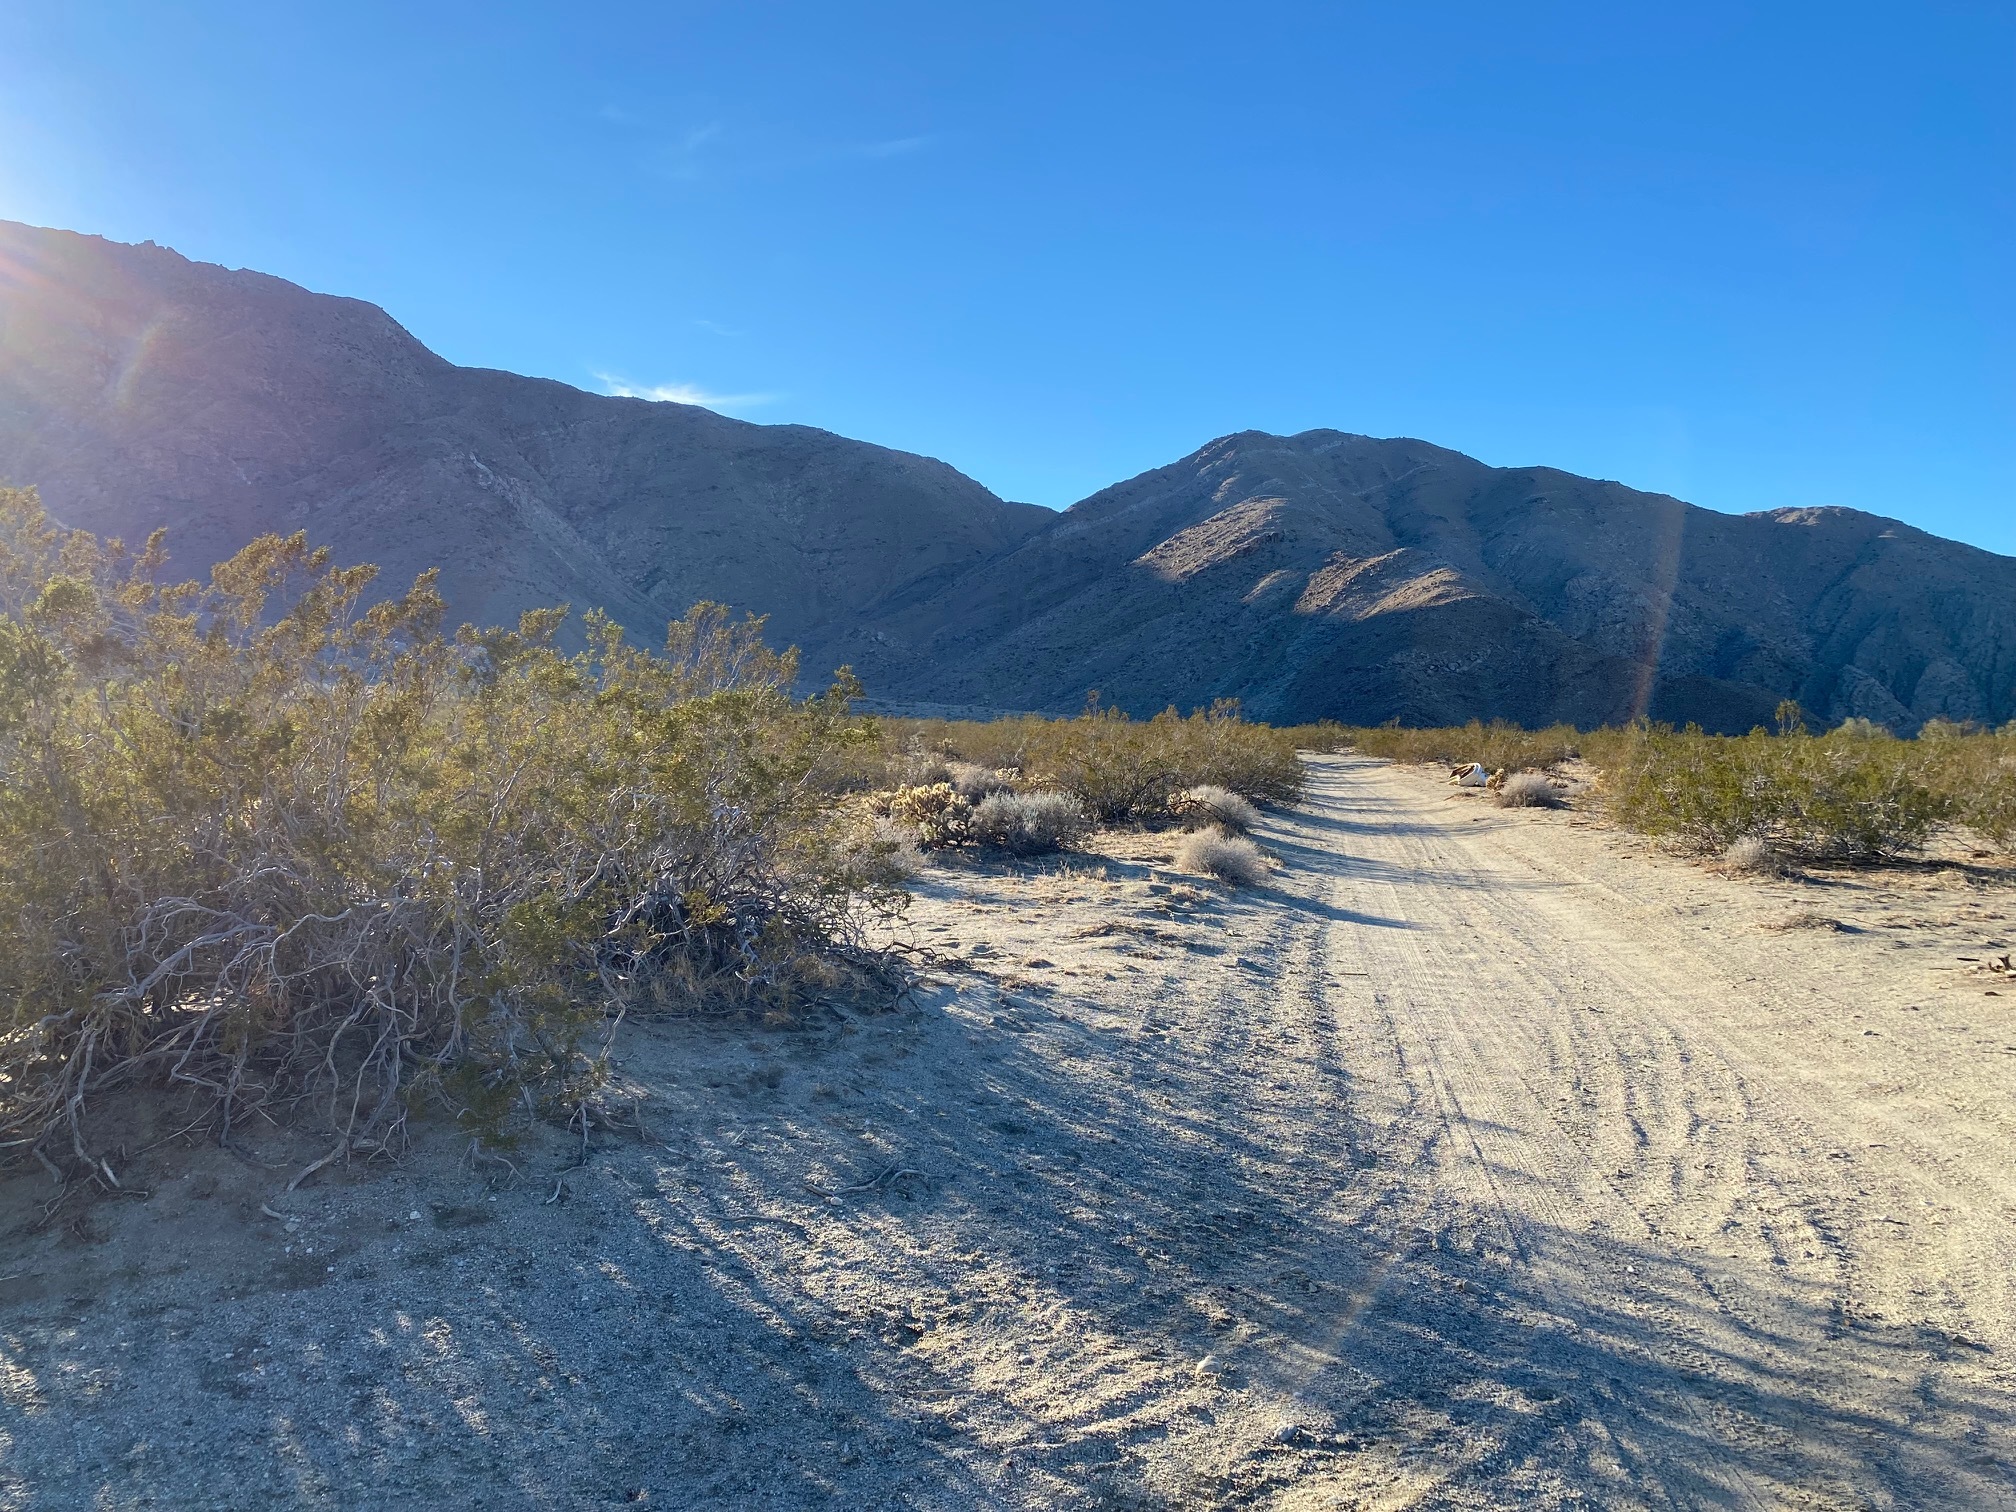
[2,755,2013,1509]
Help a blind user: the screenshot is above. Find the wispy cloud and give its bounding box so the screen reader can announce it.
[652,121,726,181]
[598,105,938,184]
[594,373,777,411]
[851,135,932,159]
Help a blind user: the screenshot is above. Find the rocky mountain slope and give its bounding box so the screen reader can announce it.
[4,220,2010,731]
[847,430,2016,731]
[0,220,1049,674]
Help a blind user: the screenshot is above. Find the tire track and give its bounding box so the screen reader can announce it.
[1251,756,2016,1508]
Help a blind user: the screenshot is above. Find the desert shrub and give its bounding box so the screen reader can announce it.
[1599,725,1954,860]
[1176,784,1262,832]
[1174,829,1269,885]
[867,782,972,848]
[1495,771,1566,808]
[967,790,1091,855]
[1917,717,1976,740]
[846,815,927,882]
[945,760,1017,803]
[1346,719,1581,773]
[1957,751,2016,847]
[1902,728,2016,848]
[0,488,899,1173]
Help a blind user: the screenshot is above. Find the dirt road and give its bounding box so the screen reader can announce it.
[3,755,2013,1508]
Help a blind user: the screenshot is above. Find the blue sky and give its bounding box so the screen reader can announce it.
[1,1,2010,554]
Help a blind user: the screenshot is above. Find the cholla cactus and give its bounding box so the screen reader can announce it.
[869,782,973,847]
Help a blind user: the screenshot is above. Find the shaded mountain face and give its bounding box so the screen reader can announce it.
[0,221,1050,674]
[4,222,2010,733]
[842,430,2016,732]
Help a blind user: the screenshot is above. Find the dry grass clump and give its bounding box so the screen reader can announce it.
[967,790,1091,855]
[1762,909,1846,932]
[1177,784,1262,832]
[1175,829,1270,886]
[1495,771,1566,809]
[1719,834,1789,876]
[0,488,902,1175]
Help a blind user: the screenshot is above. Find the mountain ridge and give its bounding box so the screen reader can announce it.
[838,427,2016,731]
[2,219,2010,732]
[0,219,1050,674]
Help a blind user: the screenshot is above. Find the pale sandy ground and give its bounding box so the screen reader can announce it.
[2,754,2013,1509]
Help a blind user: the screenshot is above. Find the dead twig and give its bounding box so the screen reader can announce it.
[806,1162,925,1199]
[30,1187,74,1231]
[284,1139,348,1194]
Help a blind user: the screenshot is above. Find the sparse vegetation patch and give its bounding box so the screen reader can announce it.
[1344,719,1583,774]
[1342,713,2014,862]
[877,700,1303,822]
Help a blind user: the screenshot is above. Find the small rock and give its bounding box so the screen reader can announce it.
[1272,1421,1304,1444]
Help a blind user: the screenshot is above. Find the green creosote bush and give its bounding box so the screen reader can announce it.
[0,488,902,1174]
[1592,724,1956,860]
